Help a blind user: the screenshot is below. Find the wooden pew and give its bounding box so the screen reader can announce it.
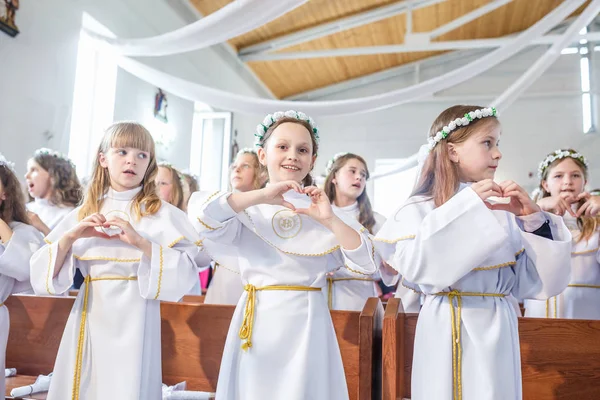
[161,297,383,400]
[5,295,382,400]
[382,298,600,400]
[180,294,205,303]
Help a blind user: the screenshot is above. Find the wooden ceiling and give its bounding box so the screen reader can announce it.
[191,0,589,99]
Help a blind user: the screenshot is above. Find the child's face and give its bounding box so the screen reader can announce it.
[542,158,586,198]
[450,122,502,183]
[99,147,151,192]
[155,166,175,203]
[333,158,367,201]
[24,159,52,200]
[230,153,257,192]
[258,122,316,185]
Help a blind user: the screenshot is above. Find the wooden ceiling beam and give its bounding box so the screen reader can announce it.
[240,31,600,62]
[237,0,448,56]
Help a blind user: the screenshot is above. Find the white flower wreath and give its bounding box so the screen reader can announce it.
[0,153,15,172]
[324,152,349,176]
[427,107,498,151]
[255,110,319,148]
[537,149,588,179]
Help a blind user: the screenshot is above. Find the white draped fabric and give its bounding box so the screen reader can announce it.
[113,0,584,117]
[85,0,307,57]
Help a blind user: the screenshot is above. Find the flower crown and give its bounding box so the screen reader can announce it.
[538,149,589,179]
[427,107,497,151]
[0,153,15,172]
[237,147,257,157]
[325,152,349,176]
[34,148,75,168]
[255,110,319,148]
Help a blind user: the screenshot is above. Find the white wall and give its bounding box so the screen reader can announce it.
[312,46,600,201]
[0,0,268,178]
[0,0,81,177]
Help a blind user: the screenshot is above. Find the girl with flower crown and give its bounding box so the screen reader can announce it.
[0,153,45,396]
[322,152,418,311]
[25,148,83,236]
[188,111,377,400]
[524,149,600,319]
[29,122,210,400]
[375,105,572,399]
[203,148,266,305]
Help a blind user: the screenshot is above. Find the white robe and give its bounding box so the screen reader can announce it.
[0,221,44,395]
[375,185,572,400]
[191,190,377,400]
[29,187,208,400]
[326,203,384,311]
[26,198,73,231]
[525,213,600,319]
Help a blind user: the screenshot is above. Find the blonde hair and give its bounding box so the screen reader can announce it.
[158,163,184,210]
[323,153,376,233]
[78,122,161,220]
[231,149,265,191]
[536,148,600,243]
[413,105,500,207]
[256,117,318,187]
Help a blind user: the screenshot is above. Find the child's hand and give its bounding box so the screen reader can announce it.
[490,181,541,216]
[471,179,503,202]
[104,217,146,248]
[295,186,335,227]
[575,193,600,217]
[537,193,577,217]
[65,213,110,242]
[27,211,51,235]
[259,181,302,210]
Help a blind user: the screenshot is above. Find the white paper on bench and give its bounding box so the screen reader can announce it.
[10,373,51,397]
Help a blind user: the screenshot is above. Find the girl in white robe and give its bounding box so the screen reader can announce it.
[25,148,82,235]
[29,122,208,400]
[188,111,377,400]
[202,149,265,305]
[0,154,45,396]
[525,149,600,319]
[375,105,572,400]
[322,152,394,310]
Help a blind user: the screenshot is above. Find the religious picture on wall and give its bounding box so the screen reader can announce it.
[154,88,168,123]
[0,0,20,37]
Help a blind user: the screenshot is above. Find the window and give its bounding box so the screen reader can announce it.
[579,27,596,134]
[68,13,117,179]
[189,104,233,192]
[373,159,418,218]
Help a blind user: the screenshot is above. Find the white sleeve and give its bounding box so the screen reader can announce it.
[387,188,508,292]
[510,212,572,300]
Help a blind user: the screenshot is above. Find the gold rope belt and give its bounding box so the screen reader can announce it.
[239,284,321,351]
[72,275,138,400]
[434,290,506,400]
[545,284,600,318]
[326,277,375,309]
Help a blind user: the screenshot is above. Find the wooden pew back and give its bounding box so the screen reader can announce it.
[161,298,382,400]
[5,295,74,376]
[382,298,600,400]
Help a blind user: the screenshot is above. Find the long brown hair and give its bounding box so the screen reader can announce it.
[257,117,318,187]
[0,165,29,225]
[536,149,599,243]
[324,153,376,233]
[182,173,199,194]
[412,105,500,207]
[157,163,184,210]
[31,149,82,207]
[78,122,161,220]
